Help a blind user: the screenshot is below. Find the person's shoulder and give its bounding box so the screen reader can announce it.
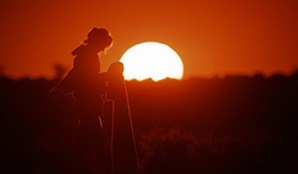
[71,45,86,56]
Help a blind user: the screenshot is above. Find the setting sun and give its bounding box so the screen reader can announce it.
[120,42,184,81]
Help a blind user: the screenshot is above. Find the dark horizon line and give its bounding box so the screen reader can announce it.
[1,69,298,82]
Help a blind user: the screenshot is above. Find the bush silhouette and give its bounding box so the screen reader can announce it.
[139,128,198,174]
[1,70,298,173]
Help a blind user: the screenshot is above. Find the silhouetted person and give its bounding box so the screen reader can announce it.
[105,62,139,174]
[52,28,113,174]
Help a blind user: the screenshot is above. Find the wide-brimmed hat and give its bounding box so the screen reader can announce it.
[84,28,112,47]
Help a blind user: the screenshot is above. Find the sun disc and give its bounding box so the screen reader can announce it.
[120,42,184,81]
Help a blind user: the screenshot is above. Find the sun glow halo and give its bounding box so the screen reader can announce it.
[120,42,184,81]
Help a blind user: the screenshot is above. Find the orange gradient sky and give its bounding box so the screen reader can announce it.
[0,0,297,79]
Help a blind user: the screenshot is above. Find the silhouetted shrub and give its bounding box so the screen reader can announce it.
[139,128,198,174]
[1,74,298,173]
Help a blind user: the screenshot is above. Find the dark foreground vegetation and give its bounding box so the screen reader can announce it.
[1,71,298,173]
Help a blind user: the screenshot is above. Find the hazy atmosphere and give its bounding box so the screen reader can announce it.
[1,0,298,78]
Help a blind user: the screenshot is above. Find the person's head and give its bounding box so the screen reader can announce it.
[108,62,124,75]
[84,28,113,53]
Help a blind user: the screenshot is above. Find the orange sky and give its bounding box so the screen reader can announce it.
[1,0,297,79]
